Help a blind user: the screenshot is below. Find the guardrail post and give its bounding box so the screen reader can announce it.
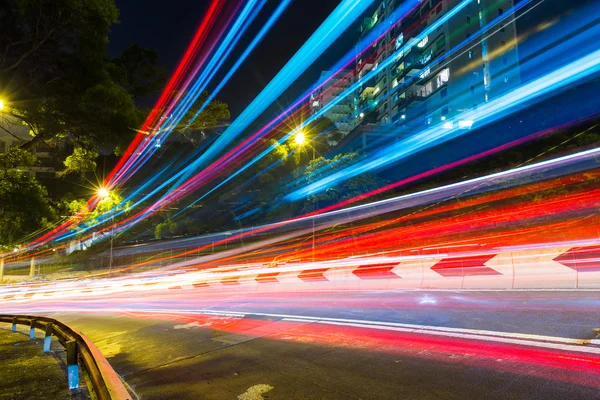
[0,258,4,280]
[43,323,53,352]
[29,257,35,278]
[29,319,36,339]
[11,317,17,332]
[66,340,79,389]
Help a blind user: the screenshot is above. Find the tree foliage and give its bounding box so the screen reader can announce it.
[178,91,230,132]
[0,0,164,156]
[303,152,383,208]
[60,147,99,176]
[0,148,55,246]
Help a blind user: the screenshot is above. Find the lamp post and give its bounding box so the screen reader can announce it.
[97,187,114,272]
[294,130,316,263]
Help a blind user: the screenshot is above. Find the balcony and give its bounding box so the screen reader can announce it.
[360,17,376,33]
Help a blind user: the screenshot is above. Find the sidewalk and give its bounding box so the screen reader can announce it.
[0,328,76,399]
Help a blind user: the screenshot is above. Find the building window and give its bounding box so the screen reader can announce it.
[417,36,429,48]
[425,82,433,95]
[473,104,478,111]
[468,50,474,59]
[440,87,447,98]
[466,16,471,25]
[504,75,509,83]
[503,56,508,66]
[436,68,450,86]
[442,105,449,115]
[470,85,475,94]
[498,8,504,16]
[395,33,404,50]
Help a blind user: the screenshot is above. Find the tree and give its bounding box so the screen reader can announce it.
[59,147,99,177]
[0,0,164,158]
[111,44,168,99]
[0,148,55,247]
[303,152,384,209]
[178,91,230,132]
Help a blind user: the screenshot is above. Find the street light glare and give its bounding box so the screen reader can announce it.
[97,187,110,199]
[0,99,4,110]
[294,131,306,145]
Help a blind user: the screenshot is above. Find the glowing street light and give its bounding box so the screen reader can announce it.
[0,99,5,111]
[97,187,110,199]
[294,131,306,146]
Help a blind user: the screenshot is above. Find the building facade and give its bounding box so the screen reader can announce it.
[348,0,521,148]
[309,69,357,137]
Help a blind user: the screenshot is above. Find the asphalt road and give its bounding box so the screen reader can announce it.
[3,289,600,399]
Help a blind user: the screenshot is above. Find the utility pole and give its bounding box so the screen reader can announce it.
[312,143,316,263]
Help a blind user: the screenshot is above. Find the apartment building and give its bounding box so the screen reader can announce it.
[347,0,521,149]
[309,69,357,137]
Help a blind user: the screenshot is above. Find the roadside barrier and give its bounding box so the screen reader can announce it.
[0,315,131,400]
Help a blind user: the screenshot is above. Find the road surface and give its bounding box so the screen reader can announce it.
[3,289,600,399]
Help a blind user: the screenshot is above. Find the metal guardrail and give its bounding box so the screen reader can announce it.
[0,314,131,400]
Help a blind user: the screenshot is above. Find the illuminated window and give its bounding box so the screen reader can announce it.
[468,50,474,59]
[440,87,447,98]
[417,36,429,48]
[395,33,404,50]
[459,120,474,129]
[419,67,431,79]
[436,68,449,86]
[392,79,399,88]
[425,82,433,95]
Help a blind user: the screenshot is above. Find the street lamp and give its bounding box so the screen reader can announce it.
[294,131,306,145]
[97,187,110,199]
[0,99,4,111]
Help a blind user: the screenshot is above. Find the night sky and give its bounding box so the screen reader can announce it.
[110,0,352,118]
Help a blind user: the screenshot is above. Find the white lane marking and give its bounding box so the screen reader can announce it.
[10,307,600,355]
[148,308,589,345]
[141,308,600,355]
[280,318,600,355]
